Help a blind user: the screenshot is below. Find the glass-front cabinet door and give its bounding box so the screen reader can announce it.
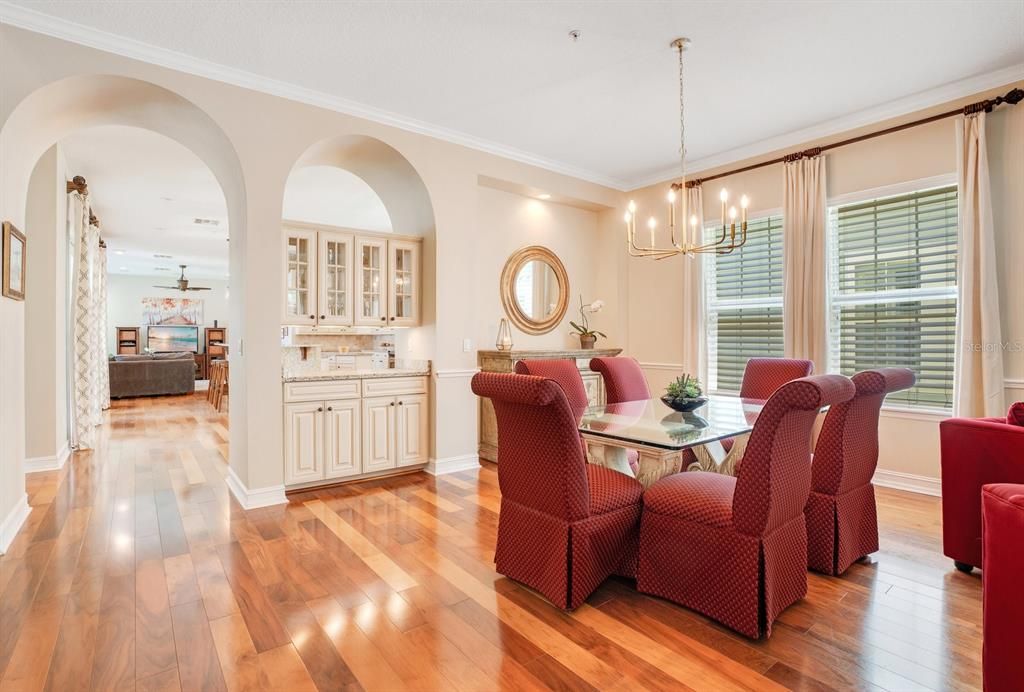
[282,228,317,325]
[388,240,420,327]
[355,237,388,326]
[317,231,354,326]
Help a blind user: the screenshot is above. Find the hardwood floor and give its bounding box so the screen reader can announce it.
[0,393,981,691]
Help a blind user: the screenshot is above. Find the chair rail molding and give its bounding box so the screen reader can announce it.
[1005,378,1024,392]
[24,444,70,473]
[226,467,287,510]
[434,368,479,379]
[638,362,685,372]
[0,493,31,554]
[426,454,480,476]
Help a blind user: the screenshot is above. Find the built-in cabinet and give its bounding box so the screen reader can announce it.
[283,375,429,487]
[283,223,421,328]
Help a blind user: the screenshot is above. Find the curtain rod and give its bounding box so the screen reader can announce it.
[684,87,1024,189]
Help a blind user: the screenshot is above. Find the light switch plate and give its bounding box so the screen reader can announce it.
[462,338,472,353]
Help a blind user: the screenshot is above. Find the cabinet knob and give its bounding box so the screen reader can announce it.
[317,407,323,412]
[398,400,404,405]
[389,402,395,407]
[309,314,315,319]
[320,315,326,320]
[380,316,386,321]
[326,406,333,411]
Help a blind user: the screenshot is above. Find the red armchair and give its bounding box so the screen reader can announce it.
[940,416,1024,572]
[806,368,915,575]
[514,359,588,419]
[590,356,651,404]
[471,372,643,609]
[637,374,855,638]
[982,483,1024,691]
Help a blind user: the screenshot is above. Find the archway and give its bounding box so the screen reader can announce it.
[0,75,248,530]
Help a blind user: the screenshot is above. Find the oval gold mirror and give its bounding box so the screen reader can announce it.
[500,246,569,335]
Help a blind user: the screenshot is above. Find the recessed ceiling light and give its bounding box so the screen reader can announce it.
[119,266,128,271]
[114,249,126,255]
[538,193,551,200]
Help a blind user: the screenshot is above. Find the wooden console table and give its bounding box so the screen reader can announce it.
[476,347,622,463]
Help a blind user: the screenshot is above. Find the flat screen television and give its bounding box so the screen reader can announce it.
[147,325,199,353]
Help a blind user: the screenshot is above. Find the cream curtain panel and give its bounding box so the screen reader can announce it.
[682,185,707,385]
[782,155,829,374]
[70,192,108,450]
[954,112,1005,417]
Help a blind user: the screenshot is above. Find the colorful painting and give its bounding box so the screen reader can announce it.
[143,297,204,326]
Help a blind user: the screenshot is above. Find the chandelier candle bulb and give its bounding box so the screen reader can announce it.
[690,214,698,248]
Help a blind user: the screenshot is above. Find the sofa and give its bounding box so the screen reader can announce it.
[109,352,196,398]
[939,415,1024,572]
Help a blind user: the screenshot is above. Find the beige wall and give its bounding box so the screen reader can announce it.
[0,25,623,527]
[23,144,69,464]
[614,82,1024,482]
[474,186,620,353]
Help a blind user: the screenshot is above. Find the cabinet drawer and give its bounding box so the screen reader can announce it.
[362,376,427,397]
[284,379,362,403]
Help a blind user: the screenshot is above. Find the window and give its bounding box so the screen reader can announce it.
[828,184,958,409]
[705,214,785,393]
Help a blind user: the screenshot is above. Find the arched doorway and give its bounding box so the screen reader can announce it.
[0,75,247,530]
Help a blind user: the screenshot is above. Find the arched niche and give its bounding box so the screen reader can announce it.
[283,166,393,232]
[283,134,437,359]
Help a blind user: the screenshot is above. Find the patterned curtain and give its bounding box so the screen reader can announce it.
[71,192,104,449]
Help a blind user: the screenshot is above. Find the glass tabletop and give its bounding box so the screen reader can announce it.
[579,395,766,451]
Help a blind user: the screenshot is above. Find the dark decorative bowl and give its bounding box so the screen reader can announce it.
[660,395,707,412]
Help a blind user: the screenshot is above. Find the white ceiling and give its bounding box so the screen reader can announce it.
[62,127,393,279]
[62,125,230,280]
[5,1,1023,189]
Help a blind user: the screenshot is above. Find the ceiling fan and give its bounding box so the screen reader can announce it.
[154,265,212,292]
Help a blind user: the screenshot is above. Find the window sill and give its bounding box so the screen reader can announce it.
[879,405,952,422]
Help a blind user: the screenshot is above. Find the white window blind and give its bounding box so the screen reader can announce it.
[828,184,958,409]
[705,215,785,393]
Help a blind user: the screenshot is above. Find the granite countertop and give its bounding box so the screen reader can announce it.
[282,367,430,383]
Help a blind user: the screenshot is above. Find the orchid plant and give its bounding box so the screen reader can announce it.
[569,296,607,341]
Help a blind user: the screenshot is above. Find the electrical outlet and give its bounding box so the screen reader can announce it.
[462,338,472,353]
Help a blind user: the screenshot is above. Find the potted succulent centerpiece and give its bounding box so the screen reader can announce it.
[570,296,606,349]
[661,373,708,412]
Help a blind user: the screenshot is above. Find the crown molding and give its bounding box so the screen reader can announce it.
[5,3,1022,196]
[0,2,628,191]
[627,62,1024,191]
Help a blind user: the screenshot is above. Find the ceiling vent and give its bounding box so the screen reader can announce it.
[154,266,171,271]
[193,218,221,226]
[153,253,173,259]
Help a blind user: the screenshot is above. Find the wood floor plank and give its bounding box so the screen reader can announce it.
[170,599,227,692]
[0,394,982,691]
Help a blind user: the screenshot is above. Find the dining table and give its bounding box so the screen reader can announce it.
[578,394,766,488]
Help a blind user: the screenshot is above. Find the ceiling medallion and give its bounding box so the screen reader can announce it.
[625,38,749,259]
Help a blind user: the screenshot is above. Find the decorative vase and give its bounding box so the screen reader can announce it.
[659,395,708,412]
[579,333,597,349]
[496,318,513,351]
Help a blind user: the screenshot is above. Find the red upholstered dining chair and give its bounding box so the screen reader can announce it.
[805,368,915,575]
[470,372,643,610]
[513,359,588,420]
[739,357,816,399]
[637,374,855,639]
[590,356,651,404]
[940,411,1024,573]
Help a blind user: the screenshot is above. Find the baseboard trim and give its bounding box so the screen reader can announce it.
[426,454,480,476]
[873,469,941,497]
[24,444,71,473]
[226,467,287,509]
[0,494,32,555]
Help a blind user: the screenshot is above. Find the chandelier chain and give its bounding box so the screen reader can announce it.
[678,41,686,184]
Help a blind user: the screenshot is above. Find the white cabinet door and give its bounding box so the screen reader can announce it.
[324,399,360,479]
[387,240,420,327]
[318,231,354,326]
[355,237,388,327]
[361,396,395,471]
[284,402,323,485]
[283,229,318,326]
[396,393,428,467]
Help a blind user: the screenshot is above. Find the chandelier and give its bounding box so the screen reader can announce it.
[626,38,749,259]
